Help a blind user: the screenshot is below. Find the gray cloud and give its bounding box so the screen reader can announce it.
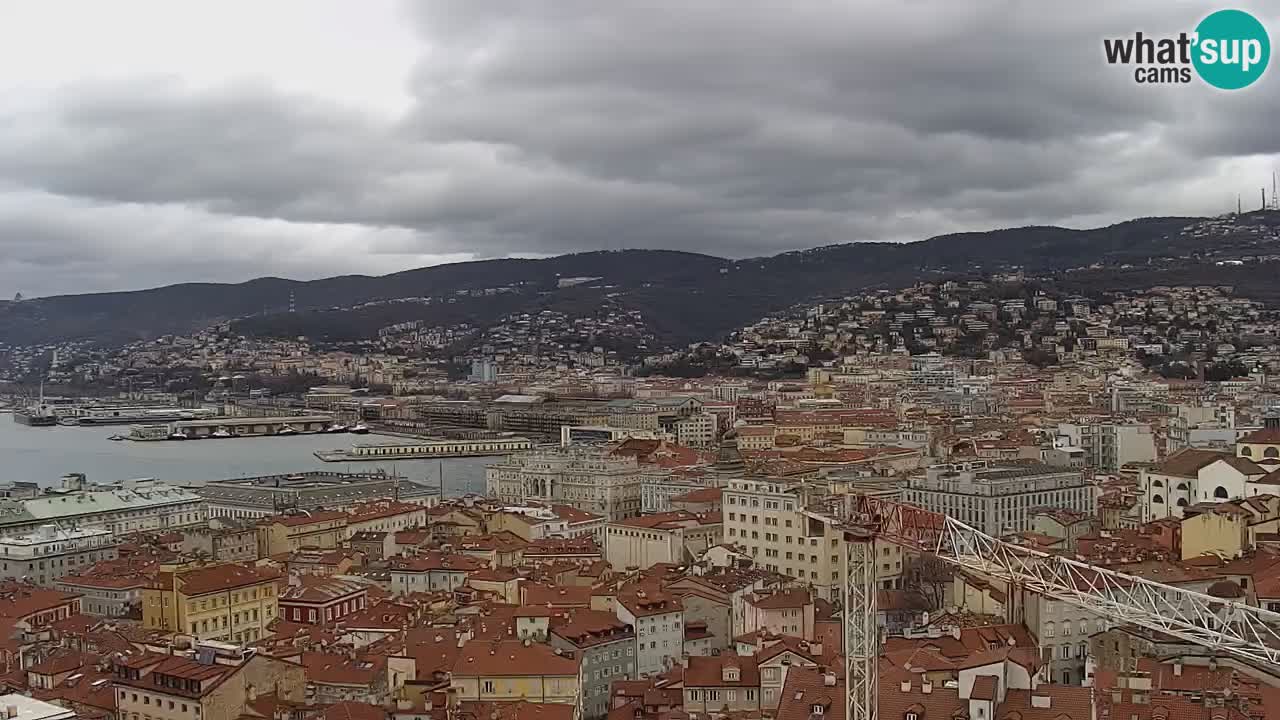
[0,0,1277,298]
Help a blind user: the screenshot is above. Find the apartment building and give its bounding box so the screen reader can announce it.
[682,655,762,715]
[58,563,152,617]
[143,563,281,643]
[905,462,1095,536]
[675,412,718,449]
[0,479,205,536]
[278,577,368,625]
[345,500,427,537]
[449,641,581,704]
[256,511,349,557]
[549,610,637,720]
[114,646,305,720]
[178,525,258,563]
[604,511,722,571]
[0,584,82,628]
[723,477,904,600]
[740,589,816,640]
[388,552,486,595]
[614,585,684,677]
[0,525,118,586]
[486,447,644,520]
[1056,422,1156,471]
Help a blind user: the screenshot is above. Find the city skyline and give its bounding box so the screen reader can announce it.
[1,1,1278,298]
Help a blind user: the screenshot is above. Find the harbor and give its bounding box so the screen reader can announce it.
[127,415,353,441]
[314,435,534,462]
[0,420,490,494]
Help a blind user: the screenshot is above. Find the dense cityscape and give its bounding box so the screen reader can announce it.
[3,4,1280,720]
[1,254,1280,720]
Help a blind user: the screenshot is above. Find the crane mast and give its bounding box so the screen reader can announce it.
[827,495,1280,720]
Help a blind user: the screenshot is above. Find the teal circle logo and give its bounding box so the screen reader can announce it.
[1193,9,1270,89]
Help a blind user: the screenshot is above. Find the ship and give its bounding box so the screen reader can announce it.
[13,407,57,426]
[62,406,217,426]
[12,381,56,426]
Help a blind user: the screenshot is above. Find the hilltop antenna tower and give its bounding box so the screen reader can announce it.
[1238,194,1242,216]
[1272,172,1277,210]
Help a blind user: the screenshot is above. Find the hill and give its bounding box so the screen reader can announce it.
[3,213,1278,348]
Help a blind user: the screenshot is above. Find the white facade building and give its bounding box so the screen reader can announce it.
[0,525,118,585]
[905,462,1095,536]
[486,447,645,520]
[0,479,205,536]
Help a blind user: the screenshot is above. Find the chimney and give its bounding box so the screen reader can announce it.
[6,706,16,719]
[901,679,911,693]
[823,673,837,687]
[951,626,961,641]
[1173,661,1183,677]
[922,680,933,695]
[1031,695,1051,709]
[247,684,258,703]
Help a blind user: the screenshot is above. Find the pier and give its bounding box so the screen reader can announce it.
[314,436,533,462]
[129,415,335,441]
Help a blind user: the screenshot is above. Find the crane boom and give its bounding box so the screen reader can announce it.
[830,495,1280,720]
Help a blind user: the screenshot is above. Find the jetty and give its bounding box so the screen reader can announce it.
[129,415,334,441]
[314,436,533,462]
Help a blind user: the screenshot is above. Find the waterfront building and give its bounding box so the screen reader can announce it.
[0,478,205,536]
[199,471,440,519]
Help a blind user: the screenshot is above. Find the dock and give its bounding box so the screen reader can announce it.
[129,415,335,441]
[314,436,533,462]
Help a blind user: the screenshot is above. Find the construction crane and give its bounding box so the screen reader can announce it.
[817,495,1280,720]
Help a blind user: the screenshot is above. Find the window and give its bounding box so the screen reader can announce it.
[812,705,825,715]
[482,681,495,693]
[1045,621,1055,638]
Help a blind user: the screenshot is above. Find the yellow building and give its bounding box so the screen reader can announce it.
[144,563,282,643]
[450,640,581,704]
[1180,496,1280,561]
[256,511,349,557]
[1237,425,1280,467]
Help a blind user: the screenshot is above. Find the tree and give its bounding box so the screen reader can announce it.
[901,553,954,611]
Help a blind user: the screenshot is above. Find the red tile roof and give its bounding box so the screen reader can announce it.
[452,640,581,678]
[176,563,281,595]
[683,654,761,688]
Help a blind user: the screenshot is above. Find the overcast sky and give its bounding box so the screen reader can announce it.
[2,1,1278,297]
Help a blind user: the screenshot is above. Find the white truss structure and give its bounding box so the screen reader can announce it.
[833,495,1280,720]
[843,529,878,720]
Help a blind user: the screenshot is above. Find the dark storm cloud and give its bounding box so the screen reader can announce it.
[0,0,1276,296]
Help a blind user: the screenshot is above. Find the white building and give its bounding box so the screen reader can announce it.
[905,462,1095,536]
[605,511,722,571]
[723,477,904,600]
[0,525,118,586]
[0,479,205,536]
[486,447,645,520]
[675,413,718,449]
[0,695,75,720]
[1056,422,1156,471]
[614,586,683,676]
[1140,448,1268,521]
